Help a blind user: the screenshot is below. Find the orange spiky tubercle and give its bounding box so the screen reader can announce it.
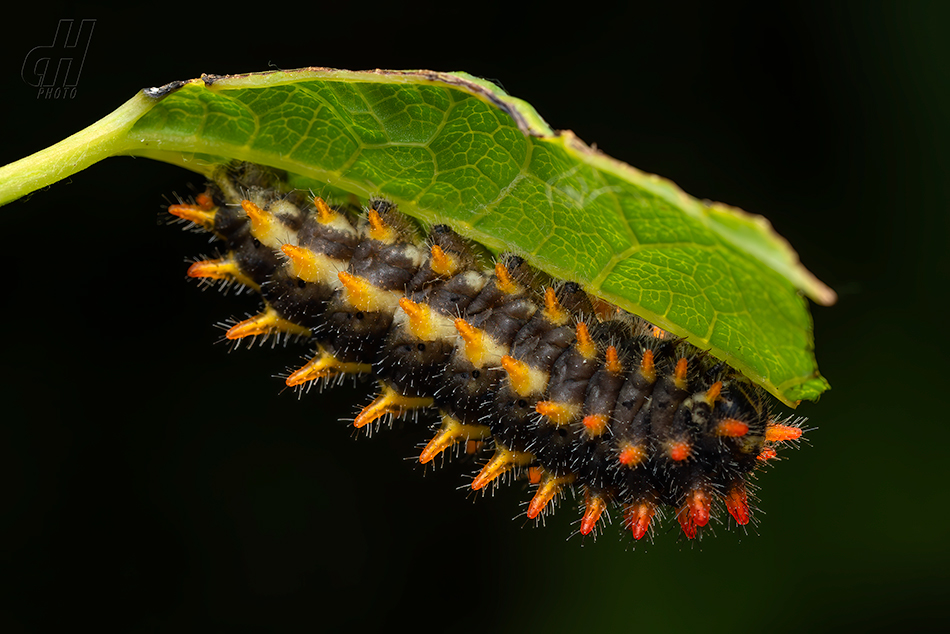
[580,491,608,536]
[166,163,812,544]
[527,470,576,520]
[285,345,372,388]
[419,413,491,465]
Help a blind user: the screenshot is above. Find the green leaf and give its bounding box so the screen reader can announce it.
[0,68,834,406]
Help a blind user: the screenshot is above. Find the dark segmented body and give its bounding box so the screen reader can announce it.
[168,164,803,541]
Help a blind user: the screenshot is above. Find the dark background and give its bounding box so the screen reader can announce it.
[2,1,947,632]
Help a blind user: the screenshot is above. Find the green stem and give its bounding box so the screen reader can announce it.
[0,92,155,206]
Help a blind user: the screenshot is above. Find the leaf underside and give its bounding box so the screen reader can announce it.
[0,68,834,405]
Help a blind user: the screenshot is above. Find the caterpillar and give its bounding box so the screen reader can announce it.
[168,162,804,541]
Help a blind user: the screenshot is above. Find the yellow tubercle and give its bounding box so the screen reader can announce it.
[241,199,298,248]
[526,471,576,519]
[605,346,623,375]
[187,257,259,291]
[494,262,522,295]
[453,319,484,365]
[429,244,457,277]
[535,400,581,426]
[393,299,458,344]
[168,201,217,230]
[640,349,656,383]
[500,355,548,398]
[353,382,434,429]
[281,244,345,287]
[674,358,689,390]
[311,196,358,235]
[454,318,507,368]
[367,208,397,243]
[337,271,401,313]
[574,322,597,360]
[542,288,570,325]
[471,445,534,491]
[313,196,336,224]
[399,297,435,341]
[419,413,491,464]
[285,345,372,387]
[225,306,311,340]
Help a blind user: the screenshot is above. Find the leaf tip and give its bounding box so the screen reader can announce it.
[781,374,831,405]
[141,80,187,100]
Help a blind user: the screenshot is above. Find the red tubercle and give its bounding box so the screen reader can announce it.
[716,418,749,437]
[725,484,750,526]
[678,509,697,540]
[757,447,778,462]
[528,467,543,485]
[766,424,803,442]
[195,192,214,210]
[580,495,607,536]
[625,502,655,541]
[669,441,691,462]
[688,489,710,528]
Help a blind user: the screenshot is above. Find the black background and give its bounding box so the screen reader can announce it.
[2,1,948,632]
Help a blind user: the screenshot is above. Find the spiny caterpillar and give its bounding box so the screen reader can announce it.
[168,163,805,542]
